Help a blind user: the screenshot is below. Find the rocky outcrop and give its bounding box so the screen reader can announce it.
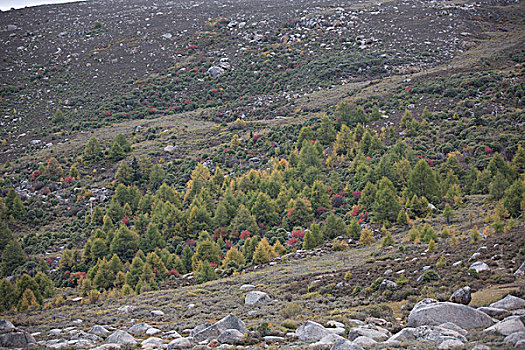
[483,316,525,336]
[192,314,247,342]
[0,319,36,348]
[407,299,494,329]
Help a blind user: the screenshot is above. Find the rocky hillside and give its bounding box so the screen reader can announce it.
[0,0,524,349]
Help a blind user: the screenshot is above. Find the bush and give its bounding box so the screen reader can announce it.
[281,302,302,318]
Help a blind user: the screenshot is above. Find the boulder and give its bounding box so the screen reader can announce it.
[117,305,133,313]
[483,316,525,336]
[477,307,512,320]
[296,321,334,342]
[151,310,165,316]
[309,333,345,349]
[469,262,490,273]
[245,291,271,305]
[216,329,244,344]
[146,327,161,335]
[167,337,192,349]
[515,261,525,276]
[449,286,471,305]
[347,325,390,341]
[106,330,136,345]
[240,284,255,290]
[329,339,364,350]
[489,295,525,310]
[0,320,15,333]
[504,331,525,346]
[129,323,151,335]
[438,339,464,349]
[352,335,376,346]
[192,314,246,342]
[0,330,36,348]
[263,336,285,343]
[407,299,494,329]
[438,322,467,336]
[142,336,164,347]
[386,325,467,345]
[207,66,225,78]
[71,331,102,343]
[89,325,110,337]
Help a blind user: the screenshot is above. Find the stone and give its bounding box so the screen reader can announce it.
[90,325,110,337]
[515,261,525,275]
[207,66,225,78]
[71,331,102,343]
[469,262,490,273]
[106,330,137,345]
[142,337,164,347]
[263,336,285,343]
[216,329,244,344]
[0,330,36,348]
[192,314,246,342]
[490,294,525,310]
[407,299,494,329]
[386,325,467,345]
[477,307,512,319]
[438,339,464,349]
[352,335,376,346]
[309,333,345,349]
[438,322,467,336]
[151,310,165,316]
[504,331,525,346]
[240,284,255,290]
[146,327,161,335]
[471,346,490,350]
[327,321,345,329]
[129,323,151,335]
[347,325,390,341]
[167,337,192,349]
[164,145,176,153]
[161,330,180,339]
[379,279,398,289]
[329,339,364,350]
[449,286,471,305]
[245,291,271,305]
[0,320,15,333]
[117,305,133,313]
[483,316,525,336]
[295,321,334,342]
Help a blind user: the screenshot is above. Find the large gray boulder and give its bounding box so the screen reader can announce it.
[0,330,36,348]
[490,295,525,310]
[71,331,103,343]
[295,320,334,342]
[407,299,494,329]
[106,330,137,345]
[192,314,247,342]
[0,320,36,348]
[483,316,525,336]
[449,286,471,305]
[469,262,490,273]
[329,339,364,350]
[216,329,244,344]
[310,333,345,349]
[245,291,271,305]
[207,66,225,78]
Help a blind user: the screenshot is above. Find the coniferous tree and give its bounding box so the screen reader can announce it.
[503,180,525,217]
[408,159,440,203]
[374,177,401,224]
[252,192,279,227]
[191,239,221,270]
[15,274,43,304]
[110,226,140,261]
[1,240,27,277]
[347,220,361,240]
[126,254,144,288]
[303,230,316,250]
[490,172,509,201]
[253,238,274,265]
[84,136,102,161]
[230,204,258,234]
[317,115,336,145]
[243,236,260,263]
[222,247,246,269]
[182,245,193,273]
[140,223,165,253]
[321,213,346,240]
[0,278,15,312]
[443,204,455,225]
[310,223,324,246]
[194,261,217,284]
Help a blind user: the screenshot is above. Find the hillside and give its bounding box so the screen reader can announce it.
[0,0,524,349]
